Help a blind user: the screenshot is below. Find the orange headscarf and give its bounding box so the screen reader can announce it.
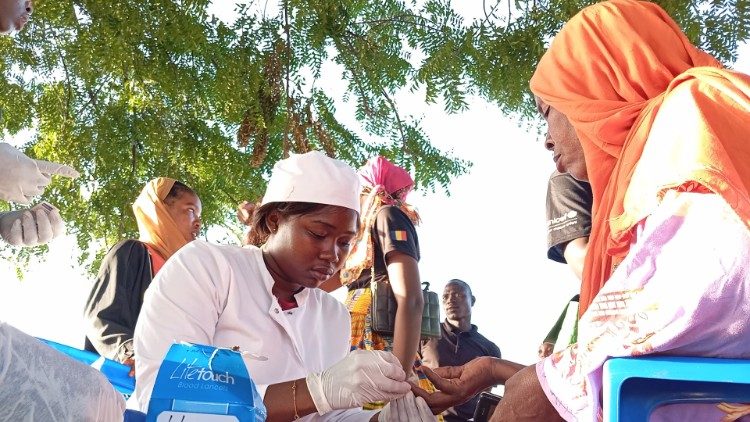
[530,0,750,316]
[132,177,192,261]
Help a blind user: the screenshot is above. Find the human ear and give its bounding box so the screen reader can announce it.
[266,210,281,234]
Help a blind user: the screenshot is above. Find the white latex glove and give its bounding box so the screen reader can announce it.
[0,143,79,204]
[306,350,411,415]
[378,392,437,422]
[0,203,64,246]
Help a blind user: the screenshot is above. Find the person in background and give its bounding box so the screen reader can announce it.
[420,279,501,421]
[337,156,439,409]
[0,1,126,420]
[237,199,256,245]
[131,151,435,421]
[414,1,750,420]
[537,171,591,358]
[84,177,201,374]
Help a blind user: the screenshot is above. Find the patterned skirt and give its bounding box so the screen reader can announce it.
[346,286,441,418]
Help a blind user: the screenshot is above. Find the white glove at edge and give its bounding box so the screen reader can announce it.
[0,143,79,204]
[305,350,410,415]
[0,204,65,246]
[378,391,437,422]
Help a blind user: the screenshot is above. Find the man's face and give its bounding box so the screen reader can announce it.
[442,282,473,321]
[0,0,31,34]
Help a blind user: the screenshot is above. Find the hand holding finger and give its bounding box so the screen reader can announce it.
[428,365,463,380]
[419,365,460,394]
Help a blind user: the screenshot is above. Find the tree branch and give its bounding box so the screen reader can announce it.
[354,13,444,33]
[283,0,292,156]
[481,0,504,27]
[380,88,407,150]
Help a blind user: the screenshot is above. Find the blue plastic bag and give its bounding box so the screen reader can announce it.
[147,342,266,422]
[38,338,135,398]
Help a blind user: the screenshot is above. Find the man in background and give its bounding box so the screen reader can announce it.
[421,279,501,421]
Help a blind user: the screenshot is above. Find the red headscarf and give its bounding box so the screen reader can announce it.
[530,0,750,315]
[357,156,415,204]
[340,156,419,285]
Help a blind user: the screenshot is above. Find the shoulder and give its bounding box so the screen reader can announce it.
[376,205,416,228]
[377,205,406,218]
[110,239,147,255]
[174,239,248,259]
[101,239,148,264]
[472,328,501,356]
[548,171,591,197]
[172,240,261,270]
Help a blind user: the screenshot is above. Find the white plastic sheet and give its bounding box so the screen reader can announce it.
[0,322,125,421]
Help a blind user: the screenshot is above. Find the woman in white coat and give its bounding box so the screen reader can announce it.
[131,151,435,421]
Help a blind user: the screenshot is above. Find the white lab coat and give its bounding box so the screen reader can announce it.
[130,240,375,421]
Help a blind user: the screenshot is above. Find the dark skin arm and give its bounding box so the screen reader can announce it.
[488,365,563,422]
[263,379,318,421]
[412,358,562,422]
[386,251,424,376]
[411,356,525,414]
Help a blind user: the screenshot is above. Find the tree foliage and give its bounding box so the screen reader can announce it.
[0,0,746,271]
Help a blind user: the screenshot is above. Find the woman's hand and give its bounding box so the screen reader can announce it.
[306,350,411,414]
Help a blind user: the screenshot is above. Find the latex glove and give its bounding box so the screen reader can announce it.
[378,392,437,422]
[0,203,64,246]
[306,350,411,415]
[0,143,79,204]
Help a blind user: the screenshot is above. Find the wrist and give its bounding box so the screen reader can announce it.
[304,373,332,414]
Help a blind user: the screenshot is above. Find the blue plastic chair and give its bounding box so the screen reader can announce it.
[603,356,750,421]
[37,338,136,397]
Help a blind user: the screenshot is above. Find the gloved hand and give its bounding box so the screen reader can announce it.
[0,204,65,246]
[378,392,437,422]
[306,350,411,415]
[0,143,79,204]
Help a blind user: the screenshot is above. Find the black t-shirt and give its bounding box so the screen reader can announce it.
[349,205,420,288]
[421,322,502,421]
[546,171,593,263]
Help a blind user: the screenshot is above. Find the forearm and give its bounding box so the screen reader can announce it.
[264,379,318,421]
[489,358,527,386]
[391,295,423,375]
[386,253,423,374]
[85,318,134,361]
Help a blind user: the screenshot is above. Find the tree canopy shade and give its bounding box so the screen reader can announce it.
[0,0,747,271]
